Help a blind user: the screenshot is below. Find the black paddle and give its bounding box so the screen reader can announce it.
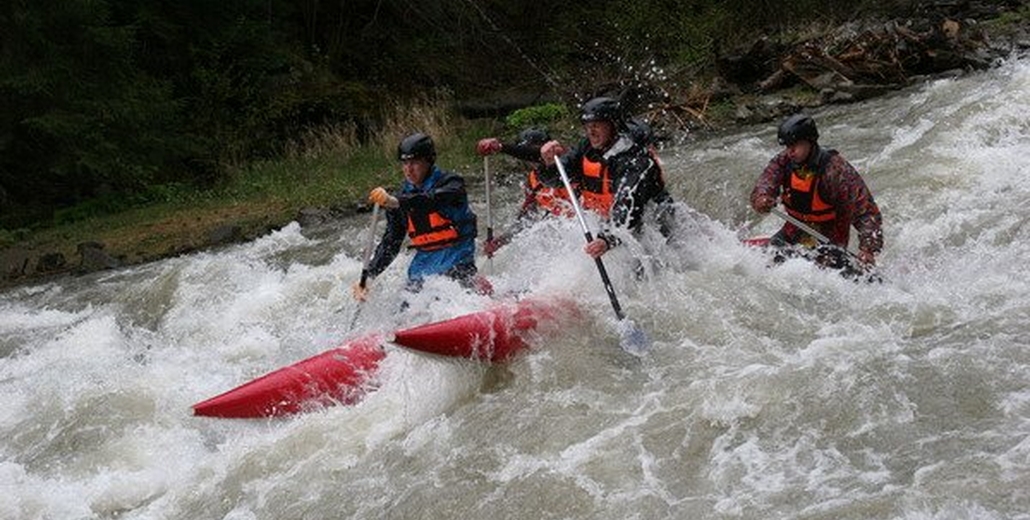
[553,158,651,355]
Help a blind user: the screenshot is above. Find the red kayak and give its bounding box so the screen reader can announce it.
[391,296,580,362]
[192,296,578,419]
[741,236,770,248]
[192,333,386,418]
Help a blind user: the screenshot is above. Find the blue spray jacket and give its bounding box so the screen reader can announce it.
[365,166,478,283]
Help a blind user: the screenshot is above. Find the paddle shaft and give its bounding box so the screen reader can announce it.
[553,159,626,320]
[769,206,861,259]
[358,203,381,288]
[484,156,494,271]
[350,204,380,328]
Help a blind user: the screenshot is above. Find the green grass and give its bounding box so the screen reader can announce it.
[1,113,515,273]
[1,96,581,285]
[981,4,1030,37]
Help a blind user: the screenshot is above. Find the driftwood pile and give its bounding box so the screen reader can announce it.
[746,17,994,100]
[648,6,1027,132]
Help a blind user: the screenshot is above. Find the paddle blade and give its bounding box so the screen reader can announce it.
[617,318,651,356]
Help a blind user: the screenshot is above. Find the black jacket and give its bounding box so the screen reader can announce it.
[544,135,671,235]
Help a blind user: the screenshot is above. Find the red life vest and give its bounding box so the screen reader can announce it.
[580,156,614,217]
[407,209,460,251]
[783,166,836,223]
[526,169,573,217]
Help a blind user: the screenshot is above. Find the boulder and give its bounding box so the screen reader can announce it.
[36,252,66,273]
[78,241,120,273]
[297,207,330,228]
[1,248,31,280]
[207,224,242,245]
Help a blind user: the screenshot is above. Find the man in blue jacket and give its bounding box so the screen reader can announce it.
[352,132,480,300]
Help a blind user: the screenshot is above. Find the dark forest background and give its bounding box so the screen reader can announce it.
[0,0,972,228]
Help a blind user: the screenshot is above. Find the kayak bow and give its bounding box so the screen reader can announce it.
[192,333,385,418]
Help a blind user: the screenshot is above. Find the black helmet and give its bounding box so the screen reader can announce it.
[580,97,622,125]
[397,132,436,161]
[516,127,551,147]
[777,114,818,146]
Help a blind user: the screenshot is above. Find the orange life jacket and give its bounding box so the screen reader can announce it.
[527,169,573,217]
[579,156,614,217]
[407,209,461,251]
[783,166,836,223]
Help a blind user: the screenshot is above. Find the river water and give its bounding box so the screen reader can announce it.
[3,58,1030,520]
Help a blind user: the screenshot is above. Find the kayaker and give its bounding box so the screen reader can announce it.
[539,96,675,259]
[353,132,481,300]
[750,113,883,270]
[475,127,574,256]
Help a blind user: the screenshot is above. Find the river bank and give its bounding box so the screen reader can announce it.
[2,6,1027,292]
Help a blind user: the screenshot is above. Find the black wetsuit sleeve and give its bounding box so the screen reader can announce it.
[500,142,545,163]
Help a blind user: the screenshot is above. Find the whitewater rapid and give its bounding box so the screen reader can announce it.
[2,58,1030,519]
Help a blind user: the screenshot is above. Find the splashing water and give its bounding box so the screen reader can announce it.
[3,59,1030,519]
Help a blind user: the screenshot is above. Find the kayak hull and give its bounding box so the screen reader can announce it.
[192,296,579,419]
[741,236,771,248]
[392,296,580,362]
[191,333,385,418]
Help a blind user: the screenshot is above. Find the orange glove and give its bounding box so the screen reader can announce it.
[476,138,502,156]
[369,187,398,208]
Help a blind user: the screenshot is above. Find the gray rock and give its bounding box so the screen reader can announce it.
[208,225,242,245]
[36,252,67,273]
[78,241,120,272]
[297,207,329,228]
[1,248,30,279]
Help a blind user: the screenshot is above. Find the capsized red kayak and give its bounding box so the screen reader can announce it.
[192,333,386,418]
[391,296,580,362]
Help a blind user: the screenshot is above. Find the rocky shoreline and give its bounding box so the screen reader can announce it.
[643,5,1030,136]
[2,6,1028,292]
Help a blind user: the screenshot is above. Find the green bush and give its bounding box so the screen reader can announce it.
[505,104,569,130]
[0,229,17,247]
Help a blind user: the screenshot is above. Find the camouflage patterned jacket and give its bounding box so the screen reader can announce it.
[750,145,883,254]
